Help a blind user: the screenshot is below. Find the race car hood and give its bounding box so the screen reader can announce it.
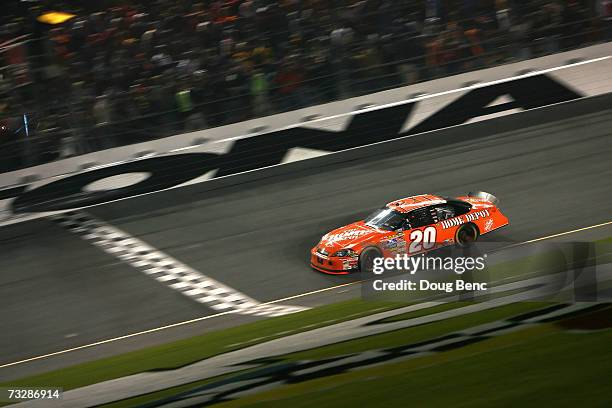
[318,221,386,252]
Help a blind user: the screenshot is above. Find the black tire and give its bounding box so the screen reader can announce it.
[359,247,382,274]
[455,223,479,247]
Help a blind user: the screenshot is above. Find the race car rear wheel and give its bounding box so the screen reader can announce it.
[455,223,479,247]
[359,247,382,274]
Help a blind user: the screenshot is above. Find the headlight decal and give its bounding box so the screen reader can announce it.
[333,249,358,257]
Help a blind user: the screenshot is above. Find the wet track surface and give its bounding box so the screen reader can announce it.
[0,108,610,377]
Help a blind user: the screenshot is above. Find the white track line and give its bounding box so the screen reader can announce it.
[51,211,307,318]
[1,219,610,370]
[515,220,612,245]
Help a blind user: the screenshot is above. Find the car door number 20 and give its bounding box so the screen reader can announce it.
[408,226,436,253]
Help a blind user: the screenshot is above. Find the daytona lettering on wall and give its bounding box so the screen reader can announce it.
[0,74,581,220]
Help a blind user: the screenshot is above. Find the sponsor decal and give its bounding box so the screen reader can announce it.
[395,196,433,204]
[465,209,490,222]
[324,229,370,246]
[382,238,399,249]
[0,74,581,223]
[441,209,490,229]
[342,258,358,269]
[440,216,465,230]
[485,219,494,231]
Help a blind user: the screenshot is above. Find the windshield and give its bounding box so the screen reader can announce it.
[364,207,405,231]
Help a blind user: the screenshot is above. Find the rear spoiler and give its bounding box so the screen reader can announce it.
[467,191,499,205]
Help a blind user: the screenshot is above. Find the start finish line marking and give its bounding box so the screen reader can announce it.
[51,211,307,318]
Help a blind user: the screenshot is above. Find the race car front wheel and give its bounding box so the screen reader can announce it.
[359,247,382,274]
[455,223,479,247]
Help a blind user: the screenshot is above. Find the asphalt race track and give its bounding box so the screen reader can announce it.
[0,107,611,378]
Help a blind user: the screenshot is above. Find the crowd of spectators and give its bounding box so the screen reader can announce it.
[1,0,611,170]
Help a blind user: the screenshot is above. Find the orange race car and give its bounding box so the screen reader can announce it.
[311,192,509,274]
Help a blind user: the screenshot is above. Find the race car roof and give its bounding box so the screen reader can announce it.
[386,194,446,213]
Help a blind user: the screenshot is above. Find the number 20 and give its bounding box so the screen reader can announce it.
[409,226,437,253]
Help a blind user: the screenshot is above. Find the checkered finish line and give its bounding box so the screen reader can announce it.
[51,211,308,317]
